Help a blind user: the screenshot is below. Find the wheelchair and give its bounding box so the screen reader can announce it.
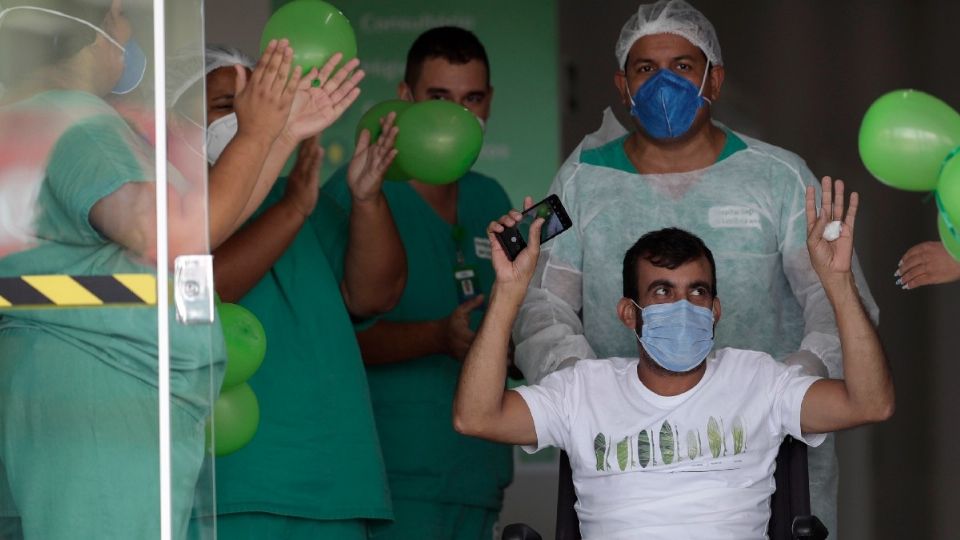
[502,436,829,540]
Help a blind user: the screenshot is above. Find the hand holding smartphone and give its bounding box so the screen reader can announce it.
[494,194,572,261]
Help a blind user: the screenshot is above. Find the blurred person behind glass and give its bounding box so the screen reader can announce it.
[0,1,323,538]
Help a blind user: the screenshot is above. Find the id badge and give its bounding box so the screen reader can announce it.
[454,265,480,303]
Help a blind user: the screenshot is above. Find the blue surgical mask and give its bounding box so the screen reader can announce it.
[626,62,711,140]
[110,37,147,95]
[632,299,715,373]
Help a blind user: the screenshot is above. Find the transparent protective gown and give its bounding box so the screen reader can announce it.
[0,1,219,539]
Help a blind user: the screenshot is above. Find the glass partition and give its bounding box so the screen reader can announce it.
[0,1,217,538]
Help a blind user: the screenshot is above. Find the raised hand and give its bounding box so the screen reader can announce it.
[282,135,324,218]
[442,295,486,360]
[233,39,302,143]
[486,196,545,291]
[346,112,399,202]
[805,176,857,281]
[284,53,365,142]
[896,241,960,290]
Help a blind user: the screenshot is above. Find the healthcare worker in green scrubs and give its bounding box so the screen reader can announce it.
[202,46,407,539]
[324,27,513,540]
[0,2,321,538]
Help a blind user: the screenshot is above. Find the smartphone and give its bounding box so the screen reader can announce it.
[495,194,573,261]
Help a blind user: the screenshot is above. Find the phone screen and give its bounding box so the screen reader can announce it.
[519,200,566,244]
[495,195,571,261]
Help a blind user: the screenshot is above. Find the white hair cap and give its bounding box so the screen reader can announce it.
[615,0,722,69]
[168,45,255,107]
[205,45,255,75]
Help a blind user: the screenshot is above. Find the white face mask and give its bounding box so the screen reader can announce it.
[206,113,238,165]
[476,116,487,133]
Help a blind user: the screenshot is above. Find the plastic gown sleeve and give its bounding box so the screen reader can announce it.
[514,154,597,384]
[778,159,879,379]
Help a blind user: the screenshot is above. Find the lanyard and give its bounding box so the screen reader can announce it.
[451,224,479,302]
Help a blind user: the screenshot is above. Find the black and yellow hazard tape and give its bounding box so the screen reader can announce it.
[0,274,156,308]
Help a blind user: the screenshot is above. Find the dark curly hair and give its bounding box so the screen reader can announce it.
[622,227,717,300]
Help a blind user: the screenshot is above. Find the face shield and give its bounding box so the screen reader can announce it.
[0,4,145,94]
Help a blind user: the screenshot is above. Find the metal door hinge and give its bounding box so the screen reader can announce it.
[174,255,214,324]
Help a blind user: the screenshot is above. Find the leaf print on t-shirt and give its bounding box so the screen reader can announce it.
[659,421,675,465]
[708,416,722,458]
[637,430,652,468]
[733,416,747,455]
[687,429,700,460]
[617,436,629,471]
[594,433,606,471]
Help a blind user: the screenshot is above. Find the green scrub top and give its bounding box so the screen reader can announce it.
[213,178,392,522]
[580,127,747,172]
[1,91,223,539]
[323,171,514,510]
[0,91,225,419]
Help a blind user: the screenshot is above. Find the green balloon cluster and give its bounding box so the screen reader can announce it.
[937,156,960,262]
[355,99,484,185]
[859,90,960,192]
[260,0,356,75]
[206,303,267,456]
[206,383,261,457]
[859,89,960,258]
[939,151,960,247]
[219,303,267,389]
[937,213,960,262]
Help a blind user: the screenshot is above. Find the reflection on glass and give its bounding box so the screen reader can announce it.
[0,1,217,538]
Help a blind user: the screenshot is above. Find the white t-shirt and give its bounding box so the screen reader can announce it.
[514,348,825,540]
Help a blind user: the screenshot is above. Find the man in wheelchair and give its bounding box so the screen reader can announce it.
[453,178,894,539]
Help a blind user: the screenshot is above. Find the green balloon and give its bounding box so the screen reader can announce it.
[206,383,260,457]
[937,212,960,262]
[938,151,960,228]
[356,100,410,142]
[260,0,357,75]
[355,100,412,181]
[218,303,267,389]
[859,90,960,192]
[393,100,484,185]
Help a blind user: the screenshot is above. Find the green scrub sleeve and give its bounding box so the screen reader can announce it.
[43,114,147,244]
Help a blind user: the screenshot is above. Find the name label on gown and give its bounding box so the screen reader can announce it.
[708,206,761,229]
[474,237,492,259]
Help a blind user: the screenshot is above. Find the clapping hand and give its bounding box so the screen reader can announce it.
[233,39,302,143]
[283,53,365,143]
[346,112,399,203]
[282,135,324,218]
